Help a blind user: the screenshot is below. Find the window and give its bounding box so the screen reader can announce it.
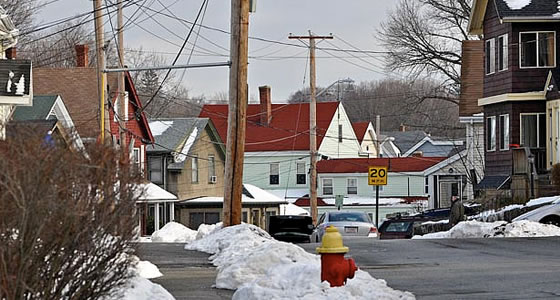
[485,38,495,74]
[322,178,333,195]
[208,155,216,182]
[425,177,429,194]
[347,178,357,195]
[269,163,279,185]
[189,212,220,229]
[498,34,508,71]
[499,114,509,151]
[191,155,198,183]
[520,113,546,148]
[148,156,162,184]
[338,124,343,143]
[487,116,496,151]
[296,162,306,184]
[520,32,555,68]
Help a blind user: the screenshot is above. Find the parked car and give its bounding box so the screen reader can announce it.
[513,198,560,226]
[268,215,314,243]
[311,211,377,242]
[378,216,428,239]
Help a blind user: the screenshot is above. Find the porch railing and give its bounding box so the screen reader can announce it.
[512,147,546,175]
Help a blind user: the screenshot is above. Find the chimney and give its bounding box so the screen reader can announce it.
[459,40,484,116]
[399,124,406,132]
[259,85,272,125]
[5,47,16,59]
[75,44,89,67]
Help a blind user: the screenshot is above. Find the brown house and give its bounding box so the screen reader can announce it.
[145,118,226,233]
[468,0,560,199]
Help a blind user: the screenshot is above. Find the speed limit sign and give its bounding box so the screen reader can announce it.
[368,166,387,185]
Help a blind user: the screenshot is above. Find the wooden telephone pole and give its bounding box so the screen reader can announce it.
[289,31,333,225]
[117,0,127,153]
[223,0,249,227]
[93,0,109,143]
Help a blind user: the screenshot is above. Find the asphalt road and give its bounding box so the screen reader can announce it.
[301,237,560,300]
[136,243,233,300]
[137,237,560,300]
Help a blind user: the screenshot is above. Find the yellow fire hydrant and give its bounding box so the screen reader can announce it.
[316,225,358,287]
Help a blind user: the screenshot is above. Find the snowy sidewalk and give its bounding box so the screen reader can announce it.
[136,243,234,300]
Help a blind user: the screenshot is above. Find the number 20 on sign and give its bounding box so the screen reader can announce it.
[368,166,387,185]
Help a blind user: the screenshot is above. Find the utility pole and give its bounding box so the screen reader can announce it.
[93,0,108,143]
[117,0,127,153]
[223,0,249,227]
[376,115,381,157]
[289,31,333,225]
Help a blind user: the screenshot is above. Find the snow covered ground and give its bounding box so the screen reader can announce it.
[413,220,560,239]
[186,223,414,300]
[110,256,174,300]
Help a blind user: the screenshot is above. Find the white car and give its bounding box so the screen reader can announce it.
[513,198,560,226]
[311,211,378,243]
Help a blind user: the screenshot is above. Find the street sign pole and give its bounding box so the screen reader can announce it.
[376,185,379,227]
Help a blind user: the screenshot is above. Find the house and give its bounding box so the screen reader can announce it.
[315,157,458,215]
[10,95,86,153]
[468,0,560,199]
[177,184,286,230]
[145,118,226,230]
[351,121,400,158]
[199,85,363,196]
[135,181,178,236]
[33,44,154,173]
[384,128,464,158]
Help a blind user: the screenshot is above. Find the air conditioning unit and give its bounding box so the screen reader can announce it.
[210,176,217,183]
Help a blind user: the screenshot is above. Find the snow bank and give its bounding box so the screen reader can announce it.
[111,257,174,300]
[196,222,223,240]
[413,220,560,239]
[186,223,414,299]
[151,222,197,243]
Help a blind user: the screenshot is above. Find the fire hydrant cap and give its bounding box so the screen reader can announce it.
[316,225,349,254]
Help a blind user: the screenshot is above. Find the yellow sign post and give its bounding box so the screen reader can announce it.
[368,166,388,227]
[368,166,388,186]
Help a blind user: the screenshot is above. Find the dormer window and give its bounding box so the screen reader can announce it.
[485,38,495,75]
[520,32,555,68]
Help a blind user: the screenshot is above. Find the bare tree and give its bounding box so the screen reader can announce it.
[1,0,43,44]
[0,128,141,300]
[379,0,473,94]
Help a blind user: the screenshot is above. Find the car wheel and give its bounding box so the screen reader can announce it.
[540,216,560,227]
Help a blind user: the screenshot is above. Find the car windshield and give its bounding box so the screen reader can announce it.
[329,212,369,223]
[384,222,412,232]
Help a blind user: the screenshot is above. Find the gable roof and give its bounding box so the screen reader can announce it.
[316,157,447,174]
[199,102,340,152]
[382,130,429,154]
[351,122,370,143]
[469,0,560,35]
[12,95,58,121]
[33,67,153,143]
[147,117,224,169]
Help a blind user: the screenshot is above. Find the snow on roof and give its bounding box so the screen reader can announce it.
[503,0,532,10]
[149,120,173,136]
[321,196,407,206]
[136,182,178,202]
[184,184,287,205]
[267,189,309,202]
[279,203,310,216]
[174,127,198,163]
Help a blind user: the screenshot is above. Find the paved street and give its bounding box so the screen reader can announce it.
[302,237,560,299]
[137,237,560,300]
[136,243,233,300]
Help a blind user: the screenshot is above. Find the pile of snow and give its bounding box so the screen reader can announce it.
[110,256,173,300]
[186,223,414,299]
[413,220,560,239]
[196,222,223,240]
[151,222,197,243]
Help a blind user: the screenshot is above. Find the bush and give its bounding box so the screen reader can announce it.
[0,130,141,299]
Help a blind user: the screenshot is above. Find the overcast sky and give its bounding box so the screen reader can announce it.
[38,0,400,102]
